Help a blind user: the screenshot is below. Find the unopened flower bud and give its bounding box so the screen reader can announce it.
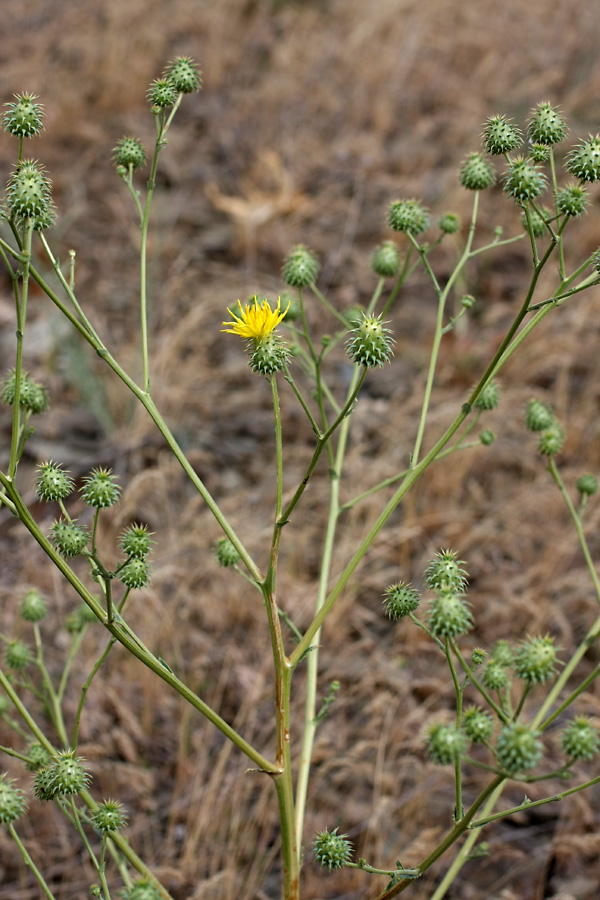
[313,828,352,871]
[388,198,429,235]
[81,467,120,509]
[120,524,153,559]
[35,462,74,502]
[382,582,421,619]
[214,537,240,567]
[371,240,400,277]
[6,160,52,220]
[346,312,394,368]
[427,723,467,765]
[504,157,546,203]
[482,114,523,155]
[459,153,495,190]
[577,474,598,497]
[474,380,500,411]
[527,102,567,145]
[538,421,564,456]
[513,635,558,684]
[119,558,151,590]
[51,520,89,557]
[0,774,27,823]
[424,550,468,594]
[164,56,202,93]
[3,93,44,138]
[281,245,319,287]
[479,429,495,445]
[557,183,588,217]
[495,722,543,773]
[93,799,128,833]
[438,212,460,234]
[567,135,600,183]
[147,78,177,108]
[525,399,555,432]
[20,589,48,622]
[561,717,600,761]
[113,137,146,171]
[51,750,91,795]
[428,593,473,637]
[4,640,33,671]
[463,706,493,743]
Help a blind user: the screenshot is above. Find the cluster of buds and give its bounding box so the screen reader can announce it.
[1,369,49,415]
[34,750,90,801]
[525,399,565,456]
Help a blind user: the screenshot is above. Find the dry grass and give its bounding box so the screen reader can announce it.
[2,1,600,899]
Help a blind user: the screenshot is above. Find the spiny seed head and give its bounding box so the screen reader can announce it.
[424,549,468,594]
[482,660,510,691]
[1,369,49,414]
[538,421,564,456]
[567,135,600,183]
[527,102,567,145]
[214,537,241,567]
[4,640,33,671]
[113,137,146,171]
[577,474,598,497]
[163,56,202,94]
[35,461,74,502]
[33,767,58,802]
[3,92,44,137]
[503,157,547,203]
[249,333,289,375]
[122,878,163,900]
[459,152,495,191]
[20,589,48,622]
[120,524,153,559]
[0,774,27,823]
[80,467,121,509]
[463,706,494,743]
[388,198,429,235]
[438,212,460,235]
[557,183,588,217]
[428,593,473,638]
[313,827,353,871]
[427,723,467,765]
[119,558,151,590]
[529,143,550,164]
[382,582,421,619]
[25,742,51,772]
[6,160,52,219]
[482,114,523,155]
[371,240,400,277]
[495,722,544,774]
[525,399,555,432]
[281,244,320,287]
[474,380,500,411]
[513,634,559,684]
[147,78,178,109]
[51,750,90,795]
[471,647,487,666]
[51,520,88,557]
[346,312,394,368]
[93,799,128,833]
[560,717,600,761]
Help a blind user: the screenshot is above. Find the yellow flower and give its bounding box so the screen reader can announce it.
[222,297,289,341]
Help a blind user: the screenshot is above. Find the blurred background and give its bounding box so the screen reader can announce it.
[2,1,600,898]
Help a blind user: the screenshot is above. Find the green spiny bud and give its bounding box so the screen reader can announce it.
[1,369,49,414]
[503,157,547,203]
[527,102,567,145]
[4,640,33,671]
[20,589,48,622]
[113,137,146,171]
[463,706,494,743]
[33,767,58,802]
[495,722,543,774]
[35,461,74,501]
[521,205,551,238]
[529,143,550,164]
[6,160,52,219]
[474,380,500,411]
[513,635,558,684]
[491,640,514,666]
[25,742,51,772]
[525,399,555,432]
[281,244,319,287]
[147,78,178,109]
[120,524,153,559]
[93,799,128,833]
[313,827,353,871]
[214,537,241,567]
[51,520,88,557]
[118,558,151,590]
[471,647,487,666]
[557,183,588,217]
[164,56,202,94]
[482,660,510,691]
[382,582,421,619]
[560,716,600,761]
[577,474,598,497]
[122,878,164,900]
[538,421,564,456]
[80,467,120,508]
[438,212,460,234]
[249,333,289,375]
[479,429,495,446]
[461,294,475,309]
[3,92,44,138]
[427,723,467,765]
[482,114,523,155]
[0,774,27,823]
[346,312,394,368]
[459,152,495,190]
[371,240,400,277]
[387,198,429,235]
[567,135,600,183]
[424,549,468,594]
[428,593,473,638]
[51,750,90,795]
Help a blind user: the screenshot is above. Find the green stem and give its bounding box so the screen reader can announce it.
[8,823,57,900]
[8,220,33,478]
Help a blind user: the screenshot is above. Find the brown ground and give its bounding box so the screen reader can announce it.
[2,1,600,899]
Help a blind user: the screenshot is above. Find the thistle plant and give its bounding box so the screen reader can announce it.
[1,73,600,900]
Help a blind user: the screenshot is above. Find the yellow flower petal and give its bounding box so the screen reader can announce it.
[221,297,289,340]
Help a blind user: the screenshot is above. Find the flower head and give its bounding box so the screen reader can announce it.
[222,297,289,341]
